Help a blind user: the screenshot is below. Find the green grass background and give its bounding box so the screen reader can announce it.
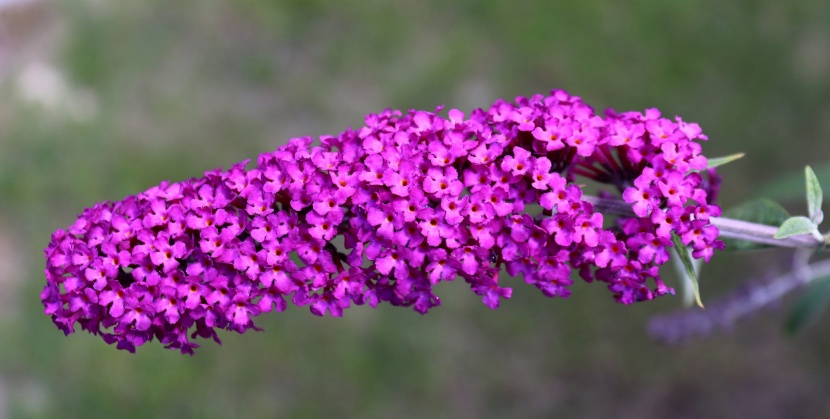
[2,0,830,417]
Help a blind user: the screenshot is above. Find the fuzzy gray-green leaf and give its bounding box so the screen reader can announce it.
[774,216,818,239]
[806,165,823,225]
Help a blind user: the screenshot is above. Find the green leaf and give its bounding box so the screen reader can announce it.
[805,165,823,225]
[705,152,745,170]
[671,232,703,308]
[786,276,830,335]
[724,198,790,226]
[721,199,790,250]
[774,216,818,239]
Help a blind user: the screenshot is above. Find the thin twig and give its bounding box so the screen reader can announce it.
[648,257,830,343]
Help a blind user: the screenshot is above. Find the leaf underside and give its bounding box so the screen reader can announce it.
[671,232,703,308]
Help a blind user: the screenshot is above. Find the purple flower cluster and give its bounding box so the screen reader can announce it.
[42,90,724,353]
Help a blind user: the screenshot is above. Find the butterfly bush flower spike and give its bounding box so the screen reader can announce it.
[42,90,723,353]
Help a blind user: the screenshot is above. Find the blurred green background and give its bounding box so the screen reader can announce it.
[1,0,830,417]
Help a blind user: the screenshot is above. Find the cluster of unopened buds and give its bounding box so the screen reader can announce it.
[42,89,724,353]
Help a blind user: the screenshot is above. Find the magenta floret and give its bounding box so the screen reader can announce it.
[42,90,724,353]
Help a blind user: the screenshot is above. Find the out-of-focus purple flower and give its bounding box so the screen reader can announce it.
[42,90,722,353]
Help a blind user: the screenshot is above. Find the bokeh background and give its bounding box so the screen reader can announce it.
[2,0,830,417]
